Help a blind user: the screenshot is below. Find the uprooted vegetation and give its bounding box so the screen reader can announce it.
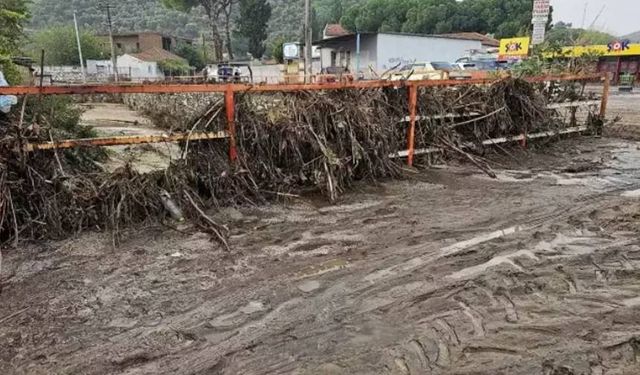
[0,78,603,247]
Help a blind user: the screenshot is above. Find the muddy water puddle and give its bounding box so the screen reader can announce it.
[477,140,640,195]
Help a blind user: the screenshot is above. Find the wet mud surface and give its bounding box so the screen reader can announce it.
[3,96,640,374]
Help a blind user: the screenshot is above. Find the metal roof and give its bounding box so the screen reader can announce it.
[314,31,489,47]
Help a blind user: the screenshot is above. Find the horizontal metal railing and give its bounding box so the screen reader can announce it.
[0,74,608,167]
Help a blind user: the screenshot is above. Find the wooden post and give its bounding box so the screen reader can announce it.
[304,0,313,83]
[407,84,418,167]
[225,86,238,162]
[614,57,622,85]
[600,73,610,119]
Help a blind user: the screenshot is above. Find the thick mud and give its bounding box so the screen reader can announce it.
[2,95,640,374]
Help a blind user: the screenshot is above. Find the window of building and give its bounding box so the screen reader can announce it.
[338,50,351,68]
[136,42,140,52]
[162,37,172,51]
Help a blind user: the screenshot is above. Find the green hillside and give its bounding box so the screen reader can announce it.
[28,0,210,39]
[27,0,352,44]
[622,31,640,43]
[27,0,542,57]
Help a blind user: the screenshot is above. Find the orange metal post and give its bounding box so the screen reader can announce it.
[225,86,238,162]
[600,73,610,118]
[407,85,418,166]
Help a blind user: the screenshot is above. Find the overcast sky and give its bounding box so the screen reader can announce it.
[551,0,639,36]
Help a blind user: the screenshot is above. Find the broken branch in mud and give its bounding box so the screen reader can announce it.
[183,191,230,251]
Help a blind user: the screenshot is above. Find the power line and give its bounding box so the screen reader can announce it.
[304,0,312,82]
[73,11,86,83]
[99,3,119,82]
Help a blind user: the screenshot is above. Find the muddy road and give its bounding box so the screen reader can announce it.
[3,95,640,374]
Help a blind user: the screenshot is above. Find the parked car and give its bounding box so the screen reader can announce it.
[454,59,513,79]
[455,59,511,72]
[386,61,471,81]
[203,63,253,83]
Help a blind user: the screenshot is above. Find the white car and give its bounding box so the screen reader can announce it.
[386,62,471,81]
[203,64,252,83]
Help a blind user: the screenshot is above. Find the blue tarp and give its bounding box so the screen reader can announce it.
[0,71,18,113]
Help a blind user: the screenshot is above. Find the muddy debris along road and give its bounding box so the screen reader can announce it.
[3,96,640,374]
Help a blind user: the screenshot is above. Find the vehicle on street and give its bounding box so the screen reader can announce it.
[386,61,471,81]
[455,59,511,72]
[203,63,253,83]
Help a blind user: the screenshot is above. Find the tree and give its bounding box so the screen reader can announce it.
[326,0,343,23]
[271,36,285,63]
[237,0,271,59]
[340,0,541,39]
[547,23,615,46]
[341,0,413,33]
[162,0,233,61]
[158,59,192,76]
[176,42,206,70]
[220,0,235,60]
[0,0,30,83]
[29,26,107,66]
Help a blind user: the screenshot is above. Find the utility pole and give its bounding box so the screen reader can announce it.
[304,0,313,82]
[103,4,119,82]
[202,33,208,64]
[73,11,87,83]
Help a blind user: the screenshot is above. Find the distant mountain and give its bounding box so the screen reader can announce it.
[621,31,640,42]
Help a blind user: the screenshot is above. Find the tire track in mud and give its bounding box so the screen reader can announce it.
[126,198,640,374]
[5,138,640,374]
[65,199,639,373]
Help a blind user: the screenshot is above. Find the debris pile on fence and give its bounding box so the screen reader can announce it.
[0,77,602,246]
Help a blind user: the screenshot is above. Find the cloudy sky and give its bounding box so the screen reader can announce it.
[551,0,639,36]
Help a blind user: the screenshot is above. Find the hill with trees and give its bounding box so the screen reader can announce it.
[25,0,564,60]
[339,0,538,38]
[26,0,546,41]
[622,31,640,43]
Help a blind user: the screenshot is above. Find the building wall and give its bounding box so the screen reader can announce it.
[98,33,172,54]
[114,35,141,54]
[87,59,113,75]
[251,64,284,84]
[139,33,166,51]
[319,34,377,76]
[39,66,85,84]
[117,55,163,80]
[375,34,483,70]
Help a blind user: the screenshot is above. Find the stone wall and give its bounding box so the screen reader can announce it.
[122,93,222,130]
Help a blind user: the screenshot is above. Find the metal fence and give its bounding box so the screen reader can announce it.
[0,74,609,167]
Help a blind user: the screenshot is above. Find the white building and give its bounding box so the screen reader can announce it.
[87,48,188,81]
[314,32,494,76]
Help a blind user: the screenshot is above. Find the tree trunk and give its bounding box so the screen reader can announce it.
[211,25,224,61]
[204,5,224,62]
[223,4,234,60]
